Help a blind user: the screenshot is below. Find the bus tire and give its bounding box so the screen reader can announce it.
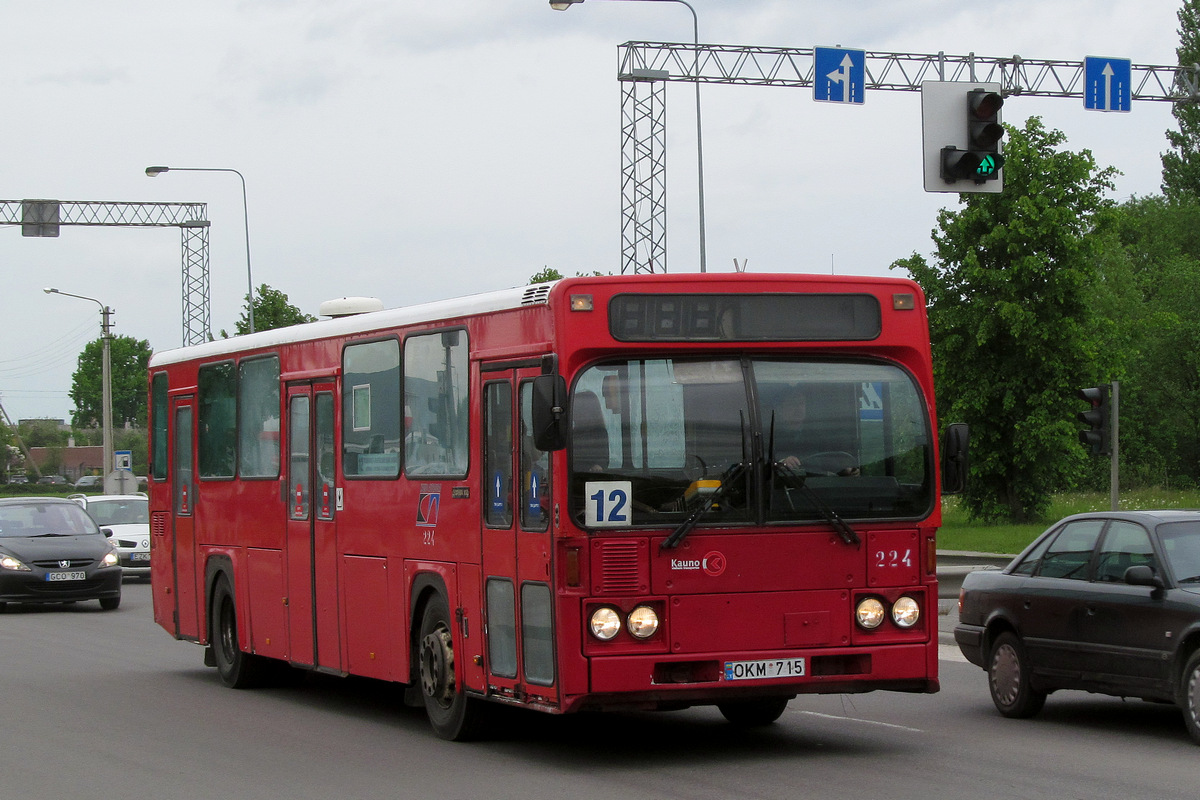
[717,697,789,726]
[211,576,269,689]
[417,593,487,741]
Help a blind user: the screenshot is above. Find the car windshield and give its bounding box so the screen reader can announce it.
[569,357,933,528]
[0,502,101,537]
[1158,521,1200,583]
[86,498,149,526]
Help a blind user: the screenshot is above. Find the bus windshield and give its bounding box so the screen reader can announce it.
[570,358,933,527]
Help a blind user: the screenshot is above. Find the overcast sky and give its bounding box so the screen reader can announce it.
[0,0,1186,424]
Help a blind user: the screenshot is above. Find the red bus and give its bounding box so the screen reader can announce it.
[147,273,966,739]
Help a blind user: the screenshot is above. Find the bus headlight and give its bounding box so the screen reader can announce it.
[626,605,660,639]
[892,596,920,628]
[855,597,886,629]
[589,607,622,640]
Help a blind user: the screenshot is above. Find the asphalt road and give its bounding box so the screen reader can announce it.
[1,582,1196,800]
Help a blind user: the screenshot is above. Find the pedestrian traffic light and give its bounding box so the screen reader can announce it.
[921,82,1005,194]
[941,89,1005,185]
[1077,385,1110,455]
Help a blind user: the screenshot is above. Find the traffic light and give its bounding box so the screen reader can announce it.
[1077,385,1111,455]
[921,82,1005,194]
[940,89,1005,186]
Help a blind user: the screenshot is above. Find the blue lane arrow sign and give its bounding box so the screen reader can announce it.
[814,46,865,104]
[1084,56,1132,112]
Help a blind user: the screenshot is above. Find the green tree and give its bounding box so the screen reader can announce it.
[69,335,154,430]
[1163,0,1200,200]
[893,117,1118,522]
[223,284,316,337]
[1103,196,1200,487]
[529,267,563,284]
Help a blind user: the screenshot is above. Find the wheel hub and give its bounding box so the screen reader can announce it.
[420,625,455,708]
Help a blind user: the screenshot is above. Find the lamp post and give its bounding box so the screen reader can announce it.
[44,287,114,484]
[145,165,257,333]
[551,0,707,272]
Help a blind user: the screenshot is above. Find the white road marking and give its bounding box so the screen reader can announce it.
[798,711,925,733]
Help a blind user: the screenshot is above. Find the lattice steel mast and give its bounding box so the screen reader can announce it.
[1,200,211,345]
[618,42,1200,274]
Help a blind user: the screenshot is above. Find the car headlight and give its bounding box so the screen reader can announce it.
[626,605,660,639]
[0,554,31,571]
[101,551,120,568]
[892,596,920,628]
[855,597,886,629]
[589,607,622,640]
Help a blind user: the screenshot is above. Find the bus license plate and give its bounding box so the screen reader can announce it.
[46,571,86,582]
[724,658,805,681]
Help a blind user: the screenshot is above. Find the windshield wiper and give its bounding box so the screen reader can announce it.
[660,461,748,551]
[773,461,860,546]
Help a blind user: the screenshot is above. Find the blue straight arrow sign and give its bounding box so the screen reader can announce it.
[814,46,865,104]
[1084,56,1132,112]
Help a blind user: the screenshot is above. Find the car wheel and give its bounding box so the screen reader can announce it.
[988,631,1046,718]
[417,594,488,741]
[211,576,269,689]
[99,596,121,611]
[1181,650,1200,745]
[717,697,790,726]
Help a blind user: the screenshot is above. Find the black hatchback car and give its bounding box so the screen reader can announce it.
[0,497,123,611]
[955,510,1200,744]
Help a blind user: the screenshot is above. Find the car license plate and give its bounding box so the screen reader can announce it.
[46,571,86,582]
[724,658,805,681]
[131,553,150,562]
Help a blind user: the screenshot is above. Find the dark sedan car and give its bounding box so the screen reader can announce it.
[955,510,1200,744]
[0,497,122,611]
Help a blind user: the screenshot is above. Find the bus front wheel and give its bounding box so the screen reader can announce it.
[417,594,486,740]
[717,697,790,726]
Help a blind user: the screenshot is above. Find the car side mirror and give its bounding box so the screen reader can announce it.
[101,528,114,538]
[1124,564,1164,589]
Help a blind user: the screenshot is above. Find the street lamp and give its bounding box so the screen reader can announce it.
[551,0,708,272]
[44,287,114,485]
[145,165,257,333]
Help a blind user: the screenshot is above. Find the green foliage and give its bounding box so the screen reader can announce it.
[1100,196,1200,487]
[224,284,316,337]
[895,117,1118,523]
[68,335,153,430]
[1162,0,1200,200]
[529,267,563,284]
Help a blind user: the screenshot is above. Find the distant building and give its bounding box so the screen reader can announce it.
[28,445,103,481]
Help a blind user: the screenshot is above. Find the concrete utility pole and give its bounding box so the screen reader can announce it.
[44,288,114,484]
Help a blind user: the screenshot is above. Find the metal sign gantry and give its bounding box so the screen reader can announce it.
[1,200,211,345]
[617,41,1200,274]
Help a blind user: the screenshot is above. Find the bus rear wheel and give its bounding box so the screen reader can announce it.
[417,594,486,740]
[211,576,269,689]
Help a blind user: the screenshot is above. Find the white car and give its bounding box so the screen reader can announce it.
[70,494,151,579]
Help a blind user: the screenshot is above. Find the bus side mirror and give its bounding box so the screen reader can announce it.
[532,374,568,452]
[941,423,969,495]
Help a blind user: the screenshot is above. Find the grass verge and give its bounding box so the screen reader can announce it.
[938,488,1200,555]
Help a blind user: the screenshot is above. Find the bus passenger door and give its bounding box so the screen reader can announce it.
[158,396,198,639]
[285,381,342,671]
[480,368,557,704]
